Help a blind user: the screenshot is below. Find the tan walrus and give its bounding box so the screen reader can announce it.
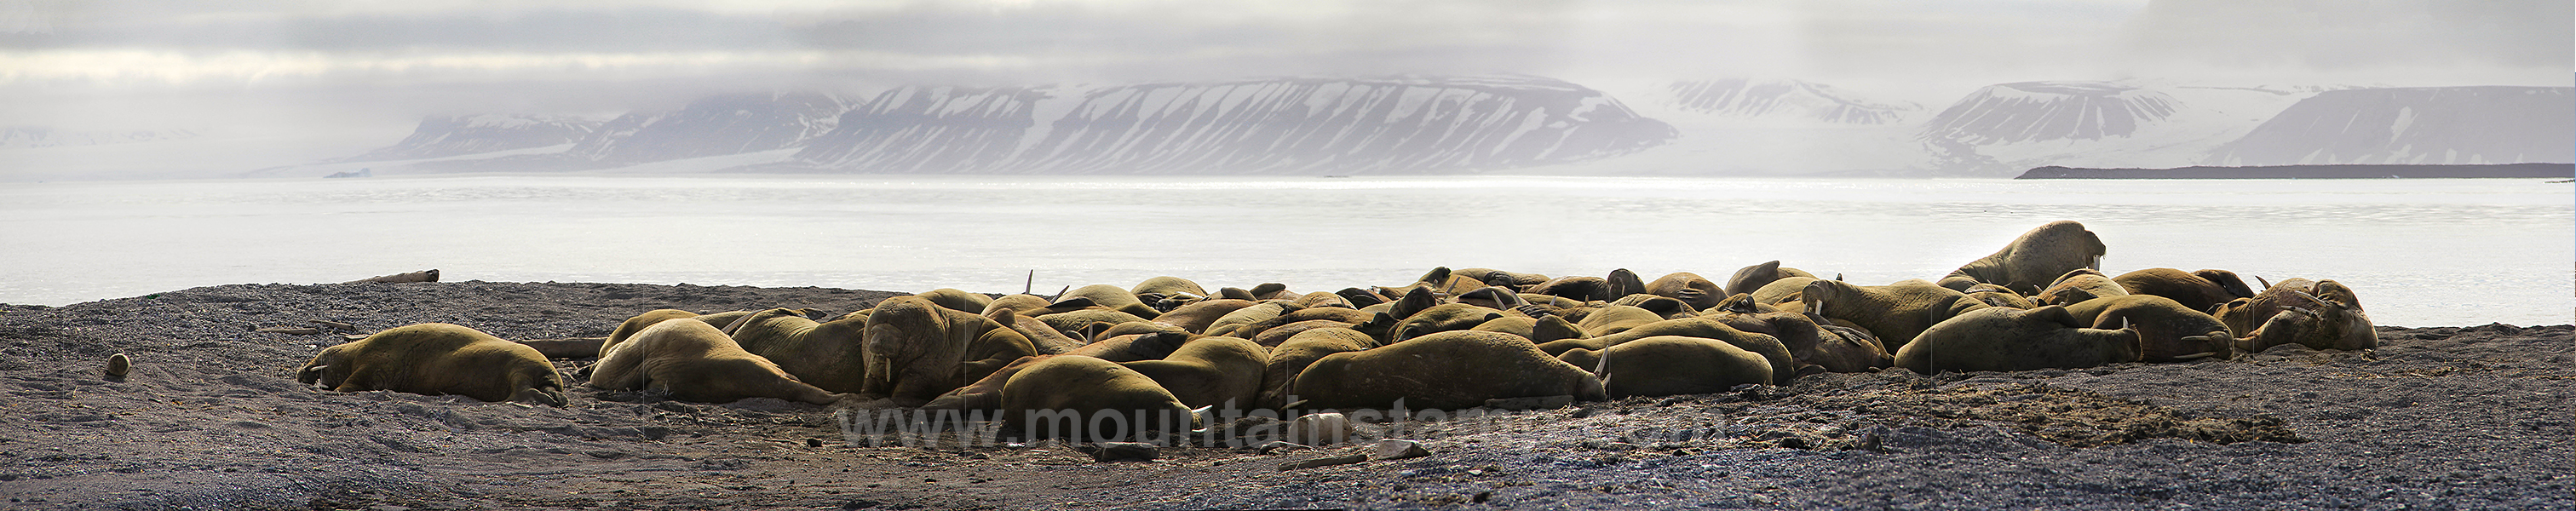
[296,323,566,405]
[591,319,844,405]
[1938,221,2107,295]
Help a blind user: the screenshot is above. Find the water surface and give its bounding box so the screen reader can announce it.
[2,175,2567,327]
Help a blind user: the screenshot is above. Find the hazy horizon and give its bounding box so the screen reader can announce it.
[3,1,2568,178]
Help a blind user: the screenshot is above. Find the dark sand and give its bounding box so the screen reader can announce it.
[1,281,2569,510]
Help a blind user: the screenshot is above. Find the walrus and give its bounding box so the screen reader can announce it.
[1256,327,1382,410]
[1119,336,1268,411]
[1289,291,1354,309]
[1389,303,1506,342]
[1234,307,1380,343]
[1132,276,1211,301]
[985,309,1089,355]
[1535,317,1797,385]
[1961,284,2038,309]
[1290,330,1606,411]
[1334,287,1390,307]
[1036,308,1151,342]
[1725,261,1817,301]
[1098,320,1188,339]
[2113,268,2257,313]
[981,294,1057,317]
[921,354,1055,411]
[1801,279,1984,351]
[296,323,567,405]
[601,309,756,359]
[1056,284,1164,320]
[1604,268,1647,301]
[1527,276,1614,301]
[1455,286,1527,311]
[914,288,995,314]
[724,307,874,393]
[2217,278,2376,353]
[1608,294,1696,319]
[2062,295,2231,362]
[1572,305,1665,337]
[1474,314,1584,345]
[1747,277,1824,309]
[1709,310,1891,374]
[1596,336,1775,398]
[1938,220,2107,295]
[2032,268,2128,307]
[1893,305,2141,373]
[1645,272,1728,312]
[1203,301,1297,338]
[854,296,1039,407]
[1000,355,1197,442]
[590,319,844,405]
[1249,319,1372,348]
[1061,330,1194,363]
[1442,267,1550,290]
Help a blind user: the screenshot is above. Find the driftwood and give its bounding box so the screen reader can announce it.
[310,319,359,332]
[517,337,608,359]
[346,269,440,284]
[256,327,324,335]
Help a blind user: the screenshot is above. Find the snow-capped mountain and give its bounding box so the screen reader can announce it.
[337,115,598,162]
[567,92,850,165]
[2204,86,2573,165]
[1661,78,1923,124]
[1912,81,2315,175]
[0,127,200,148]
[1920,82,2183,145]
[784,75,1677,174]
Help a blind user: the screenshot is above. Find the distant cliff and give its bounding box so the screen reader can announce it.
[1662,78,1921,124]
[567,92,849,165]
[2204,86,2573,166]
[1920,82,2182,145]
[338,115,598,162]
[779,75,1677,175]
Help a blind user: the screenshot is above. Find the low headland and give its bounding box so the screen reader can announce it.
[2015,163,2574,179]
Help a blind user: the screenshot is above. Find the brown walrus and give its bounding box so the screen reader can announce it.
[1938,221,2107,295]
[296,323,566,405]
[591,319,844,405]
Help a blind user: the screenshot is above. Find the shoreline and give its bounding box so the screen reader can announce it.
[1,281,2570,509]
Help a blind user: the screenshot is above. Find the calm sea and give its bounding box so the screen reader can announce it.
[2,175,2567,327]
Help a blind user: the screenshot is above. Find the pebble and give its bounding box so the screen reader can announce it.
[1277,453,1369,471]
[1090,442,1159,462]
[1374,439,1431,460]
[1484,395,1575,411]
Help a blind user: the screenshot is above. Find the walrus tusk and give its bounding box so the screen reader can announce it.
[2170,352,2219,360]
[2179,335,2216,342]
[2255,275,2272,290]
[2090,255,2102,271]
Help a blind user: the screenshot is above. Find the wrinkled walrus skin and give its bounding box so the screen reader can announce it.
[1000,355,1197,442]
[2113,268,2256,313]
[296,323,567,406]
[726,307,871,393]
[2062,295,2233,362]
[1939,221,2107,296]
[591,319,843,405]
[856,296,1040,407]
[1291,330,1607,411]
[601,309,754,359]
[1597,336,1774,399]
[2217,278,2377,353]
[1118,336,1268,411]
[1894,306,2141,373]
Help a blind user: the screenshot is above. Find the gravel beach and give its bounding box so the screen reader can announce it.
[2,280,2569,510]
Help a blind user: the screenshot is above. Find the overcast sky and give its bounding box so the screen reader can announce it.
[2,0,2567,136]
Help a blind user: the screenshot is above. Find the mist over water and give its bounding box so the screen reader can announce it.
[1,175,2566,327]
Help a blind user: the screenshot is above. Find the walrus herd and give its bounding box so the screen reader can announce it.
[287,220,2378,443]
